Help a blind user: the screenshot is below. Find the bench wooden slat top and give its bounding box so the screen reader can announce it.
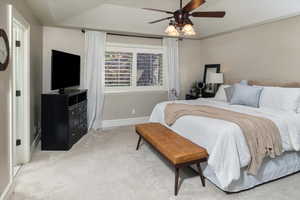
[135,123,208,165]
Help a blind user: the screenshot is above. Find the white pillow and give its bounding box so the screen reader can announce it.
[214,85,231,102]
[259,86,300,113]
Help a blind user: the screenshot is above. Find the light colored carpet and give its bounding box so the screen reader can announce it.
[9,126,300,200]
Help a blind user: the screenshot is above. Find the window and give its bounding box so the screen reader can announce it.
[105,43,166,92]
[105,51,133,87]
[137,53,163,87]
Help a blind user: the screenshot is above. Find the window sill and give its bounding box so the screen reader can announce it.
[104,88,168,94]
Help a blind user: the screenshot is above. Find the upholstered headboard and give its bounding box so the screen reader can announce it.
[248,81,300,88]
[224,80,300,88]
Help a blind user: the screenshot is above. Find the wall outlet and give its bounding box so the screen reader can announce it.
[131,109,136,115]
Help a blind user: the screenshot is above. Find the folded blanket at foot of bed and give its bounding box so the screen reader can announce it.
[164,103,283,175]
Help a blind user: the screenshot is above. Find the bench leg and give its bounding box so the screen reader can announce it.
[175,167,180,196]
[136,135,142,151]
[196,163,205,187]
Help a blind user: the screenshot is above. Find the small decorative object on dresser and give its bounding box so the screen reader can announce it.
[41,89,88,151]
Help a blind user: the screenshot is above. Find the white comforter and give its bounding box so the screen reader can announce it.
[149,98,300,189]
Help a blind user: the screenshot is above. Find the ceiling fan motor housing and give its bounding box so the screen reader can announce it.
[174,10,193,28]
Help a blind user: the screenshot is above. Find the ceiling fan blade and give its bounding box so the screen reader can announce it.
[149,16,173,24]
[191,11,226,18]
[143,8,173,15]
[183,0,206,12]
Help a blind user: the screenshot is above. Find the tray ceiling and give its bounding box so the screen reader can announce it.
[26,0,300,39]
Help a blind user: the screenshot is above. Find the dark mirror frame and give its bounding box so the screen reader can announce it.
[203,64,221,96]
[203,64,221,83]
[0,29,10,71]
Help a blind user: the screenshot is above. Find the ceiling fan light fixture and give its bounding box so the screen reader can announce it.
[165,24,176,34]
[183,24,196,36]
[168,28,180,37]
[144,0,226,37]
[165,23,179,36]
[182,24,193,32]
[183,29,196,36]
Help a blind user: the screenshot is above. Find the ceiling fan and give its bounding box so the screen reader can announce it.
[143,0,226,36]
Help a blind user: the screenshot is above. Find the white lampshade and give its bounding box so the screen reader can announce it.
[165,25,179,36]
[206,72,224,84]
[182,24,196,36]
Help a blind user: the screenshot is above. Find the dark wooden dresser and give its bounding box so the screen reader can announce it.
[41,89,88,151]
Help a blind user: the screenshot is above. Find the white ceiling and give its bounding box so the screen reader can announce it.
[26,0,300,39]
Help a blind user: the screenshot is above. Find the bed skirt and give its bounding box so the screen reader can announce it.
[197,151,300,192]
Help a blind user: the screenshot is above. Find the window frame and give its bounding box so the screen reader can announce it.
[104,43,168,93]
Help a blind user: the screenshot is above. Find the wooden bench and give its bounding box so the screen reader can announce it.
[135,123,209,196]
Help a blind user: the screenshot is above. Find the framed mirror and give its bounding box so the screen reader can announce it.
[203,64,221,94]
[0,29,10,71]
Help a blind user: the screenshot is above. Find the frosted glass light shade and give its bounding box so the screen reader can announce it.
[183,24,196,36]
[182,24,193,32]
[165,25,176,33]
[165,25,179,36]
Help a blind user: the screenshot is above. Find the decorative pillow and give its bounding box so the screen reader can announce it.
[230,84,263,108]
[224,86,234,102]
[214,85,231,102]
[240,80,248,85]
[259,86,300,113]
[222,80,248,102]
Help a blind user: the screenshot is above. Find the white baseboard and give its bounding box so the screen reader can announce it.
[102,116,149,129]
[0,180,13,200]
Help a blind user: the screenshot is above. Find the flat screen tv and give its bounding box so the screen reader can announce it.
[51,50,80,93]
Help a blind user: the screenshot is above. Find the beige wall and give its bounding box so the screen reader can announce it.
[105,35,168,119]
[179,39,202,98]
[0,0,43,197]
[103,91,167,120]
[42,27,85,93]
[199,15,300,83]
[0,3,11,196]
[42,26,204,120]
[42,27,169,120]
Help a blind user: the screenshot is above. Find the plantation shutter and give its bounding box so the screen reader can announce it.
[105,51,133,87]
[136,53,163,87]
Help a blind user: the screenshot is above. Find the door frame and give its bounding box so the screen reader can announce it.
[11,6,31,166]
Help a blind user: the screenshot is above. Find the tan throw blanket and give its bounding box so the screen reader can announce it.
[165,103,283,175]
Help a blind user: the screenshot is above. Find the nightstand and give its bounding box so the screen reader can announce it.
[202,92,215,98]
[186,94,199,100]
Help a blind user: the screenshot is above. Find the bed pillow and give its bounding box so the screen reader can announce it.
[240,80,248,85]
[224,86,234,102]
[230,84,263,108]
[214,85,231,102]
[259,86,300,113]
[223,80,248,102]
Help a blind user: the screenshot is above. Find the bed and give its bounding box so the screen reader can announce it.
[149,85,300,192]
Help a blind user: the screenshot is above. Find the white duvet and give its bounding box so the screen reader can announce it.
[149,98,300,189]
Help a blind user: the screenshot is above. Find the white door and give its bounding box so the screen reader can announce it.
[12,19,26,167]
[13,20,25,166]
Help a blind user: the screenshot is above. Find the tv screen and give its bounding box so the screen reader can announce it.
[51,50,80,90]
